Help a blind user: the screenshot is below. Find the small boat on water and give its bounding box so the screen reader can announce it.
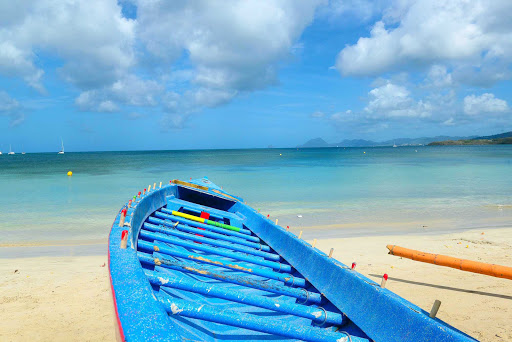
[58,139,64,154]
[109,178,476,342]
[8,144,15,155]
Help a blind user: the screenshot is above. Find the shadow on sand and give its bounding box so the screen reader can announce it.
[368,274,512,300]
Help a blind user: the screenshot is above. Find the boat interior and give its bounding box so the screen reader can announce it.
[109,178,476,342]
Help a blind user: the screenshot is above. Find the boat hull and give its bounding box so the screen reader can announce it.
[109,178,478,342]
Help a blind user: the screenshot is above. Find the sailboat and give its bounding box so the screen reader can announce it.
[58,139,64,154]
[8,144,15,155]
[22,145,25,155]
[393,141,397,148]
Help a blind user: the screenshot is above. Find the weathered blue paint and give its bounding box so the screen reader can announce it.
[139,229,291,272]
[156,209,258,241]
[138,240,305,287]
[142,222,277,260]
[232,204,478,342]
[109,178,478,342]
[157,294,363,342]
[138,252,322,304]
[147,215,269,251]
[145,270,343,325]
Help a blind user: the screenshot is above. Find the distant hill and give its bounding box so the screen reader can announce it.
[299,135,474,148]
[428,131,512,145]
[300,138,330,148]
[472,131,512,140]
[429,137,512,146]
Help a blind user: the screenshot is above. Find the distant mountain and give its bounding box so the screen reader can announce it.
[300,138,330,148]
[299,135,476,148]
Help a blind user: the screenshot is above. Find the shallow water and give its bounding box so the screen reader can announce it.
[1,146,511,244]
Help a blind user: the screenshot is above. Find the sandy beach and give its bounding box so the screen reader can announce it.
[1,227,511,341]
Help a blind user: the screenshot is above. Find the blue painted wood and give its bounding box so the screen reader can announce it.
[155,209,259,242]
[138,240,306,287]
[109,178,478,342]
[139,229,291,272]
[237,205,478,342]
[145,270,342,325]
[147,215,269,250]
[138,251,321,304]
[142,222,277,260]
[157,294,361,342]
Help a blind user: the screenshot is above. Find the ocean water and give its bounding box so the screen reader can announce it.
[1,146,511,245]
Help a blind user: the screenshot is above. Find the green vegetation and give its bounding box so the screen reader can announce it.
[428,137,512,146]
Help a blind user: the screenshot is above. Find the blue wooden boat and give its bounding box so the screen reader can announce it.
[108,178,477,342]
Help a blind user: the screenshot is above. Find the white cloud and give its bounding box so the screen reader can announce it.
[75,75,163,112]
[365,82,432,118]
[463,93,509,116]
[0,0,325,127]
[97,101,119,113]
[442,117,456,126]
[336,0,512,86]
[0,91,24,126]
[135,0,323,120]
[0,0,135,91]
[311,111,325,118]
[424,65,452,88]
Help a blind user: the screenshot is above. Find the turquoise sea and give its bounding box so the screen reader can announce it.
[1,146,511,245]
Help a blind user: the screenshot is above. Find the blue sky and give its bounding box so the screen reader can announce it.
[1,0,511,152]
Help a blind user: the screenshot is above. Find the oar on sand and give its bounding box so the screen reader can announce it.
[387,245,512,280]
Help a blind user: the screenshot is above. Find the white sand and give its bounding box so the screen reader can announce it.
[1,228,511,341]
[0,255,114,341]
[311,227,512,342]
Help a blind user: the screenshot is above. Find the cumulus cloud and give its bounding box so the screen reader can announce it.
[134,0,323,124]
[0,0,325,127]
[0,91,25,126]
[424,65,453,88]
[75,75,163,112]
[364,82,432,118]
[463,93,509,116]
[0,0,135,91]
[336,0,512,86]
[322,82,460,133]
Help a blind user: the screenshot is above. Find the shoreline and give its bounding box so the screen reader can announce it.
[1,223,510,258]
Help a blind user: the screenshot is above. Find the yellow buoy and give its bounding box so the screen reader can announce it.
[67,171,73,176]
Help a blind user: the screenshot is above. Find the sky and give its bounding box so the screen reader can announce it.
[1,0,512,152]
